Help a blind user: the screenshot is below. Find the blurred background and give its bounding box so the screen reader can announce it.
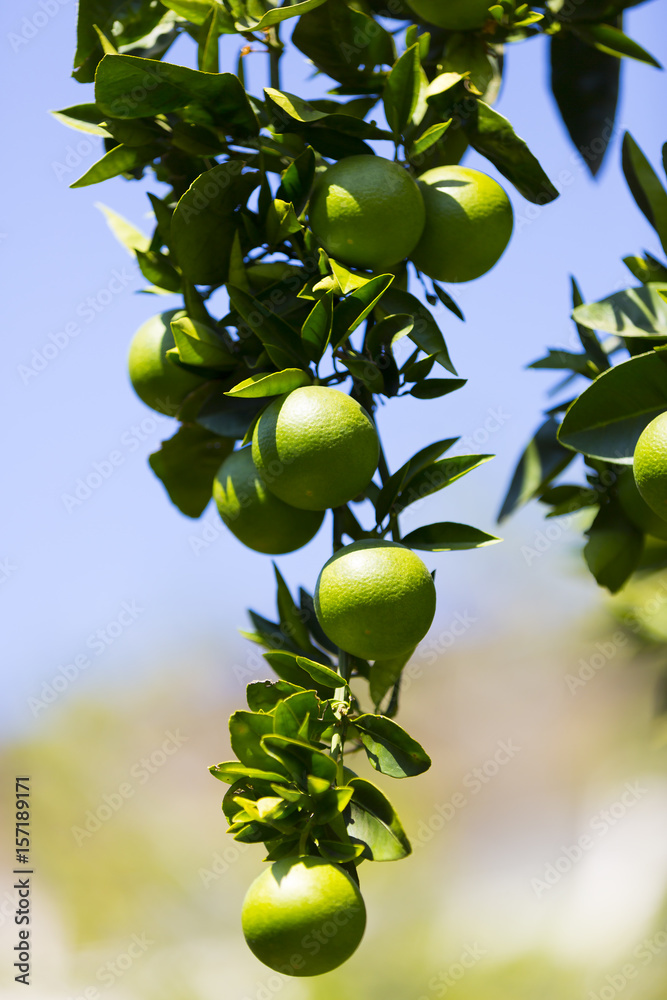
[3,1,667,997]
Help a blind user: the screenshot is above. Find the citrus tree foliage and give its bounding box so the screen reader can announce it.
[63,0,658,963]
[502,135,667,595]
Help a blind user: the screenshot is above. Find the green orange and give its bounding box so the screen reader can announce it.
[252,387,379,511]
[411,165,513,283]
[633,413,667,524]
[406,0,491,30]
[213,446,323,554]
[314,540,437,660]
[128,311,207,416]
[241,856,366,977]
[308,156,426,271]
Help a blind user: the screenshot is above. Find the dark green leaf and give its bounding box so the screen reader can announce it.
[274,565,314,654]
[299,588,339,656]
[228,286,311,370]
[295,657,345,690]
[408,121,452,159]
[499,416,576,520]
[246,680,306,713]
[394,455,493,513]
[316,839,366,862]
[432,283,465,321]
[384,44,421,138]
[226,369,311,398]
[345,777,411,860]
[462,100,559,205]
[624,255,667,284]
[365,314,414,358]
[170,317,236,370]
[277,146,316,216]
[584,501,643,592]
[171,164,259,286]
[374,437,459,523]
[301,293,334,364]
[529,349,598,377]
[264,652,331,692]
[622,133,667,256]
[550,31,619,176]
[402,522,502,551]
[408,378,467,399]
[233,0,329,30]
[378,288,457,375]
[539,484,600,517]
[265,199,303,246]
[262,734,338,787]
[229,712,291,776]
[353,714,431,778]
[370,650,413,708]
[558,348,667,461]
[210,761,287,784]
[148,424,233,518]
[135,249,181,292]
[292,0,395,88]
[570,22,661,68]
[273,690,321,740]
[572,277,609,371]
[331,274,395,350]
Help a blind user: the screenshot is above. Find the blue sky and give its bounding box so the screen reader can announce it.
[3,1,667,739]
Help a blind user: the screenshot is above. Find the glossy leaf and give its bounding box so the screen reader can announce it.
[394,455,493,513]
[622,133,667,256]
[584,501,643,592]
[228,286,311,370]
[148,424,233,518]
[317,839,366,862]
[301,293,334,363]
[570,22,661,68]
[402,522,501,551]
[384,44,421,138]
[331,274,395,349]
[276,146,316,216]
[292,0,395,89]
[345,777,411,861]
[70,143,159,187]
[558,349,667,461]
[374,438,459,523]
[366,314,414,358]
[171,317,235,369]
[370,649,413,708]
[225,369,311,398]
[230,711,290,776]
[295,657,345,691]
[136,249,181,292]
[234,0,329,31]
[354,714,431,778]
[171,165,259,286]
[209,761,287,784]
[97,203,150,254]
[161,0,235,28]
[273,690,321,740]
[378,288,457,375]
[262,734,338,787]
[499,416,577,520]
[408,378,467,399]
[462,100,559,205]
[264,652,331,691]
[408,121,452,158]
[246,680,306,713]
[266,199,303,246]
[265,89,392,142]
[274,565,314,654]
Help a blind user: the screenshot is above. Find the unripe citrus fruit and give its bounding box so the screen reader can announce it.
[308,156,426,270]
[410,165,513,283]
[128,311,207,416]
[617,468,667,541]
[252,387,379,511]
[406,0,490,30]
[241,856,366,977]
[314,539,437,660]
[213,446,323,554]
[633,413,667,523]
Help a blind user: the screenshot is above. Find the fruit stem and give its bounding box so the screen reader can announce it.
[267,26,282,90]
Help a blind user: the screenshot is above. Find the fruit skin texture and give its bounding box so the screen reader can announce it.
[128,311,207,416]
[252,387,379,511]
[308,156,426,271]
[406,0,490,30]
[241,856,366,977]
[314,539,437,660]
[411,165,513,283]
[633,413,667,523]
[213,446,323,554]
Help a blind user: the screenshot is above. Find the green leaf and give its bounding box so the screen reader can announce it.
[345,777,411,861]
[570,22,661,68]
[432,283,465,322]
[461,100,559,205]
[70,143,159,188]
[230,711,290,776]
[622,133,667,257]
[331,274,395,349]
[550,31,619,176]
[378,288,457,375]
[384,44,421,138]
[394,455,494,513]
[171,316,236,370]
[374,437,459,524]
[558,349,667,461]
[539,484,600,517]
[148,424,234,518]
[408,121,452,158]
[529,349,598,378]
[366,314,414,358]
[274,565,314,655]
[299,587,339,656]
[584,502,643,592]
[301,293,334,364]
[498,416,577,520]
[273,690,321,740]
[624,255,667,284]
[264,651,332,692]
[160,0,235,29]
[183,382,266,439]
[402,522,502,551]
[233,0,329,31]
[52,104,111,136]
[266,199,303,246]
[571,277,609,372]
[74,0,170,81]
[171,164,259,287]
[225,369,311,398]
[316,839,366,862]
[262,734,338,787]
[95,54,258,135]
[353,714,430,778]
[264,89,392,142]
[209,761,287,784]
[96,203,150,254]
[136,249,181,292]
[295,657,345,691]
[228,285,311,370]
[277,146,316,216]
[246,680,306,713]
[370,649,413,708]
[408,378,467,399]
